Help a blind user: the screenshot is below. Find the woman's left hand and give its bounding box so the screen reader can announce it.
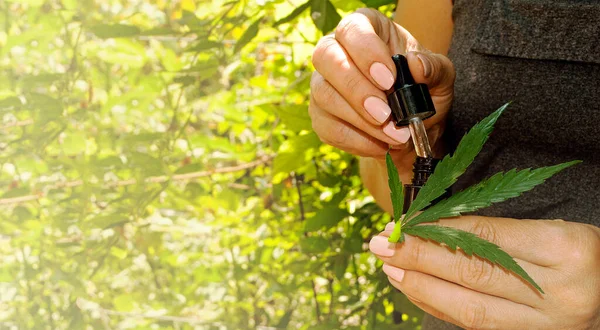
[369,216,600,329]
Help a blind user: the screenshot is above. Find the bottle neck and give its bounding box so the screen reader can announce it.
[411,157,439,186]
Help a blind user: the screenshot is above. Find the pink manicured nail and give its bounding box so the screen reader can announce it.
[364,97,391,124]
[370,62,395,90]
[385,222,395,231]
[383,264,405,282]
[384,121,411,144]
[369,236,396,257]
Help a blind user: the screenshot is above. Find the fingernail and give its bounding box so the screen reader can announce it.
[369,236,396,257]
[383,264,405,282]
[385,222,395,231]
[370,62,395,90]
[364,97,391,124]
[383,121,411,144]
[416,53,432,78]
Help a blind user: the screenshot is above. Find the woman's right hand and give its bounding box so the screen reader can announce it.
[309,8,455,169]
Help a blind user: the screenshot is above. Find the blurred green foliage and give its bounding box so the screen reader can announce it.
[0,0,421,329]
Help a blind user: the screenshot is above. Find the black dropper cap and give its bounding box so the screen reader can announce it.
[386,54,436,127]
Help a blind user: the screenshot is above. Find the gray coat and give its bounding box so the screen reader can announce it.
[423,0,600,328]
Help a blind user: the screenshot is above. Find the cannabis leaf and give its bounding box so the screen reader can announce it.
[386,152,405,242]
[404,225,543,293]
[386,152,404,222]
[405,161,581,227]
[383,103,581,294]
[402,103,509,222]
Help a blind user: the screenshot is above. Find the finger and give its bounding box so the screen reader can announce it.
[387,51,455,131]
[309,99,388,158]
[335,8,398,90]
[383,265,549,329]
[406,51,455,97]
[436,216,565,267]
[312,35,391,126]
[371,230,546,307]
[404,295,461,327]
[310,71,410,145]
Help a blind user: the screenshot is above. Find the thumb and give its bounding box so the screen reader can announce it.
[406,51,455,96]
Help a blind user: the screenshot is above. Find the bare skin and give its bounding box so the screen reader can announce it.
[309,2,600,328]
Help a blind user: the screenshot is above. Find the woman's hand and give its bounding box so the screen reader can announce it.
[369,216,600,329]
[309,8,455,162]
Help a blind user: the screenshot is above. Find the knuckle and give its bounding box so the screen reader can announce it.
[307,101,317,120]
[543,220,571,252]
[459,300,488,330]
[311,79,338,109]
[328,122,351,147]
[307,104,328,143]
[335,15,359,40]
[551,222,592,265]
[565,224,600,267]
[309,71,322,93]
[310,116,331,146]
[407,240,426,269]
[468,218,499,244]
[311,36,337,68]
[456,256,495,288]
[310,70,322,84]
[355,7,379,17]
[344,74,362,96]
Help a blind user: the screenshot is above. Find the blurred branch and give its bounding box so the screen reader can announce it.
[102,309,210,324]
[351,254,361,293]
[0,155,273,206]
[294,173,305,222]
[311,279,322,323]
[327,277,334,317]
[228,182,252,190]
[82,301,212,325]
[0,119,33,130]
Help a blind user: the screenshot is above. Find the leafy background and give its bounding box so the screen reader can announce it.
[0,0,425,328]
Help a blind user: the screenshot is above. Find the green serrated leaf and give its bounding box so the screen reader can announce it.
[274,1,311,27]
[403,103,510,223]
[311,0,342,34]
[405,161,581,227]
[404,225,543,293]
[386,152,404,221]
[271,103,313,132]
[234,17,262,53]
[304,207,348,232]
[386,152,404,242]
[273,132,321,174]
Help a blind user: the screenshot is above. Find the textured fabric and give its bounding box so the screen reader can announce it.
[422,0,600,329]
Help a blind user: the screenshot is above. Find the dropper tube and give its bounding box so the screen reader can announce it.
[408,117,432,158]
[386,54,443,212]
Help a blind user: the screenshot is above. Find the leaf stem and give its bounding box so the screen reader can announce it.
[388,223,402,243]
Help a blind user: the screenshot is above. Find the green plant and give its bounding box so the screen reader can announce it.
[1,1,426,328]
[385,103,580,294]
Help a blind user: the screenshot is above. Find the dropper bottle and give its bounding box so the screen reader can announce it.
[386,54,442,211]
